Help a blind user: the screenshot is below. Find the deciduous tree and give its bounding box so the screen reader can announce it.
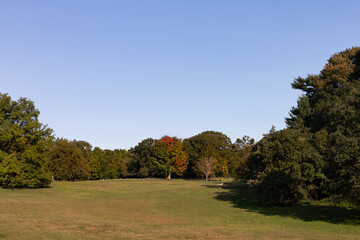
[197,145,218,181]
[48,138,91,181]
[127,138,156,177]
[151,136,187,180]
[0,93,53,188]
[183,131,232,178]
[243,129,324,205]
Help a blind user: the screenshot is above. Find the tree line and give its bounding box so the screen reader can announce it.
[0,92,253,187]
[1,46,359,207]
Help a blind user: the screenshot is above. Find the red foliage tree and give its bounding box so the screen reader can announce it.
[152,136,188,180]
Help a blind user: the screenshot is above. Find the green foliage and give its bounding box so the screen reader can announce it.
[73,140,101,180]
[183,131,232,178]
[0,93,53,188]
[93,147,129,179]
[325,131,360,204]
[47,139,129,181]
[138,167,149,178]
[89,156,101,180]
[231,135,255,179]
[243,129,324,205]
[128,137,187,179]
[285,47,360,204]
[213,156,229,177]
[48,139,91,181]
[151,139,171,177]
[287,47,360,133]
[127,138,156,177]
[151,136,187,179]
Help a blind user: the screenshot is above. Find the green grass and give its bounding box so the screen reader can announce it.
[0,179,359,239]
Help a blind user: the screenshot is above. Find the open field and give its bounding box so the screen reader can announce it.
[0,179,359,240]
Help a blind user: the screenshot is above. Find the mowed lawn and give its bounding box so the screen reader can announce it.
[0,179,359,240]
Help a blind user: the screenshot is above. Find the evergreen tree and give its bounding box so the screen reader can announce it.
[286,47,360,204]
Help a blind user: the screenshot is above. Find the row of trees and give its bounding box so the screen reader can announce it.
[48,139,130,181]
[127,132,254,180]
[0,93,252,187]
[236,47,360,205]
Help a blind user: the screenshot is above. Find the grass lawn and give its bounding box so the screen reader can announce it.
[0,179,359,240]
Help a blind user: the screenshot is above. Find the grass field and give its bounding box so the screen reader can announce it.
[0,179,359,240]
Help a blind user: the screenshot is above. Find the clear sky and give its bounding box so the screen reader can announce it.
[1,1,359,150]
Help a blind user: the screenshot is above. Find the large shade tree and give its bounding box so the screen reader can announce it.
[0,93,53,188]
[183,131,231,178]
[151,136,187,180]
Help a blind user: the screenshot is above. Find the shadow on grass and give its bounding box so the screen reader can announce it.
[205,182,360,226]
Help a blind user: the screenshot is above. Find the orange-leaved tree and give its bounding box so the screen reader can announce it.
[151,136,187,180]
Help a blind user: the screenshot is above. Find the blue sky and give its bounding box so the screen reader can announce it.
[1,1,359,150]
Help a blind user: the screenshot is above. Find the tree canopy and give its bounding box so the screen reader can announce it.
[287,47,360,204]
[183,131,232,178]
[0,93,53,188]
[242,129,324,205]
[127,138,156,177]
[48,139,91,181]
[151,136,187,180]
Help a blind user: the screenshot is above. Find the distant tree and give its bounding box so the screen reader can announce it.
[72,140,101,180]
[197,156,216,181]
[151,136,187,180]
[0,93,53,188]
[235,135,255,149]
[213,156,229,177]
[73,140,93,156]
[183,131,232,178]
[268,125,276,135]
[127,138,156,177]
[229,135,255,178]
[93,147,129,179]
[89,156,101,180]
[102,149,122,179]
[138,167,149,178]
[48,138,91,181]
[197,145,218,181]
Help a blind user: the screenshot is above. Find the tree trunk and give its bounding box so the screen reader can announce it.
[166,172,171,180]
[205,174,208,181]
